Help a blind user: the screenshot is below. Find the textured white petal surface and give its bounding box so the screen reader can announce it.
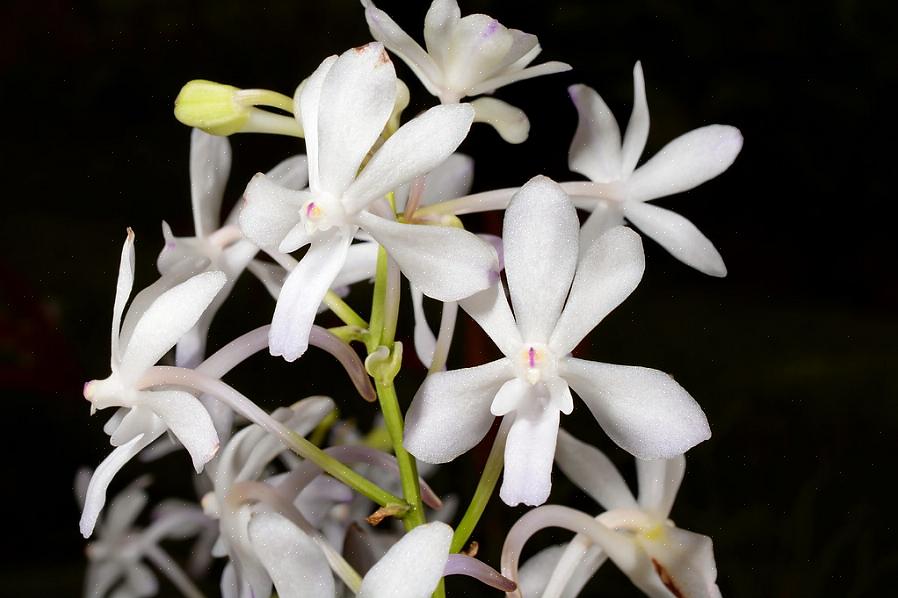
[270,230,352,362]
[118,271,226,385]
[568,84,623,183]
[620,62,650,177]
[189,129,231,238]
[264,154,309,190]
[111,230,135,367]
[394,153,474,212]
[467,60,571,96]
[639,527,721,598]
[625,124,743,202]
[550,226,644,355]
[247,512,335,598]
[636,455,686,519]
[624,201,727,276]
[140,389,219,472]
[504,176,579,343]
[561,358,711,460]
[299,56,338,191]
[405,359,512,463]
[555,428,638,511]
[423,0,460,70]
[470,97,530,143]
[344,104,474,213]
[459,282,522,358]
[238,173,308,251]
[358,522,452,598]
[357,211,497,302]
[500,399,560,506]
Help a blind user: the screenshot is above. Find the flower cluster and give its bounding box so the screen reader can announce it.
[78,1,741,597]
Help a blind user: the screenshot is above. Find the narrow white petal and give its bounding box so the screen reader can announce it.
[550,226,644,355]
[411,285,437,368]
[561,358,711,460]
[543,540,608,598]
[500,399,560,506]
[140,389,219,472]
[555,428,638,511]
[423,0,461,70]
[405,359,512,464]
[624,201,727,276]
[578,200,626,250]
[620,62,650,177]
[103,479,149,537]
[504,176,579,343]
[238,173,309,251]
[636,455,685,519]
[270,229,352,362]
[111,229,135,366]
[332,241,379,288]
[247,512,335,598]
[394,152,474,210]
[518,545,566,598]
[118,271,226,385]
[356,211,497,302]
[344,104,475,213]
[459,283,522,358]
[625,124,743,202]
[466,60,572,96]
[189,128,231,238]
[521,542,607,598]
[358,522,452,598]
[567,84,623,182]
[247,259,286,300]
[265,154,309,190]
[317,43,396,196]
[299,55,338,190]
[470,97,530,144]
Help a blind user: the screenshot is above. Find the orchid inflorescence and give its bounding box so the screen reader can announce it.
[77,1,742,597]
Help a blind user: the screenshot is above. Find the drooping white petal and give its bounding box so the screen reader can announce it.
[555,428,638,511]
[356,211,497,302]
[317,43,396,196]
[623,201,727,277]
[624,124,743,202]
[264,154,309,190]
[139,389,219,473]
[470,97,530,144]
[636,455,686,519]
[620,62,650,177]
[459,283,522,358]
[567,84,623,183]
[238,173,309,251]
[504,176,579,343]
[118,271,226,385]
[109,406,160,446]
[269,229,353,362]
[422,0,461,70]
[500,398,560,506]
[637,527,721,598]
[247,511,335,598]
[405,359,512,464]
[358,522,452,598]
[560,358,711,460]
[189,128,231,238]
[80,431,162,537]
[466,60,572,96]
[111,229,135,367]
[299,55,338,191]
[550,226,644,355]
[362,0,442,97]
[344,103,475,213]
[411,285,437,368]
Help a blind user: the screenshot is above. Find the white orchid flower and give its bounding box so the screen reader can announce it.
[80,230,226,537]
[76,472,208,598]
[239,42,498,362]
[404,176,710,507]
[567,62,743,276]
[513,430,721,598]
[361,0,571,143]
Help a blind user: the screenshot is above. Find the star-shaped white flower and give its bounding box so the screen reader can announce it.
[239,42,498,362]
[80,230,226,537]
[404,176,710,507]
[516,430,721,598]
[567,62,743,276]
[361,0,571,143]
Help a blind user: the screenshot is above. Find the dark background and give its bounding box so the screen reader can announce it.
[1,0,895,595]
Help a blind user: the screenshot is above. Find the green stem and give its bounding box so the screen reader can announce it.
[366,247,389,352]
[324,290,369,330]
[450,418,510,553]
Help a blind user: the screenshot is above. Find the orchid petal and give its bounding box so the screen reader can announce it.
[356,211,496,302]
[299,55,338,191]
[550,226,644,355]
[189,129,231,238]
[568,84,623,183]
[264,154,309,190]
[636,455,686,519]
[578,200,626,249]
[332,241,379,288]
[555,428,638,511]
[118,271,226,385]
[140,389,219,472]
[247,260,286,300]
[111,229,135,367]
[270,229,352,362]
[459,283,522,358]
[247,511,335,598]
[637,527,722,598]
[395,153,475,211]
[103,479,149,538]
[411,285,437,368]
[358,522,452,598]
[238,173,309,251]
[519,543,606,598]
[504,176,579,343]
[423,0,461,70]
[109,406,160,447]
[317,43,396,196]
[344,103,475,213]
[443,15,514,94]
[490,377,529,417]
[500,399,560,506]
[620,62,650,177]
[624,201,727,276]
[470,97,530,144]
[467,60,572,96]
[625,124,743,202]
[405,358,512,464]
[561,358,711,460]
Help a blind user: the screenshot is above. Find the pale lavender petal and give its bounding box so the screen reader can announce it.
[443,554,516,592]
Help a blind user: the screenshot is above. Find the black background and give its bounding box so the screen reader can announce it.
[1,0,895,596]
